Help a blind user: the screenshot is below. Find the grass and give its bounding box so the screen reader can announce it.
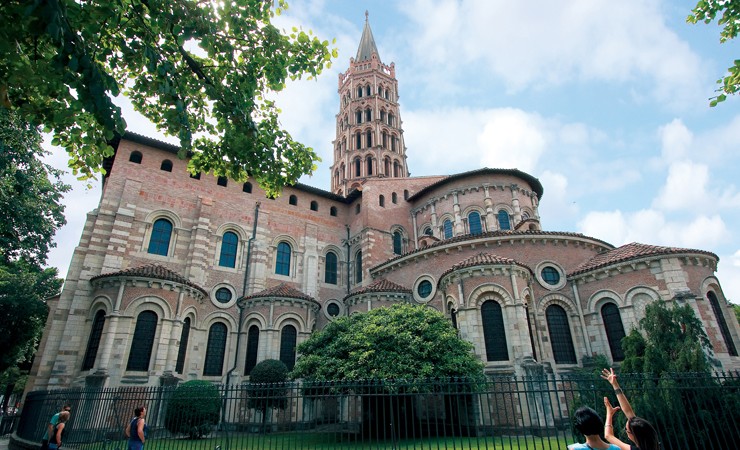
[88,433,569,450]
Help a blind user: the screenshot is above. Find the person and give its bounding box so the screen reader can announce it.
[125,405,148,450]
[568,406,621,450]
[41,404,71,450]
[601,368,661,450]
[47,411,70,450]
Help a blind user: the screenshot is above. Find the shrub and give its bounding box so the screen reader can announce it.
[247,359,289,412]
[164,380,221,439]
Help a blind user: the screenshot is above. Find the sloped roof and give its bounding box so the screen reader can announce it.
[569,242,718,276]
[440,252,532,279]
[240,283,315,302]
[346,278,411,297]
[356,12,380,62]
[371,230,613,272]
[407,168,544,200]
[90,264,207,295]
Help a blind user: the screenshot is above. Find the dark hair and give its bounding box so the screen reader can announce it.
[573,406,604,436]
[629,416,660,450]
[134,405,146,417]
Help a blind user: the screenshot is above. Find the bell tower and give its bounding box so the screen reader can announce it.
[330,12,409,195]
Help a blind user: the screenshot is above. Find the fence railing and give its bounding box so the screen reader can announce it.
[14,372,740,450]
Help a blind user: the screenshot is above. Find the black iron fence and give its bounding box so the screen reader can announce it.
[14,372,740,450]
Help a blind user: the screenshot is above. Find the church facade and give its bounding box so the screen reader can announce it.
[27,17,740,391]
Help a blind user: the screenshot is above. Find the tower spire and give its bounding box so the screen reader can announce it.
[330,13,408,195]
[356,11,380,62]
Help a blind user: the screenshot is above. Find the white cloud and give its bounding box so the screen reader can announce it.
[477,109,546,172]
[717,250,740,303]
[658,118,693,163]
[652,161,740,212]
[399,0,707,108]
[578,209,729,249]
[537,171,578,225]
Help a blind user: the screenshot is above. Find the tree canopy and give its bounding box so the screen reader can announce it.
[620,299,712,375]
[0,0,336,197]
[291,303,484,381]
[688,0,740,106]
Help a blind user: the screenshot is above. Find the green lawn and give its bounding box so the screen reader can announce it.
[92,433,568,450]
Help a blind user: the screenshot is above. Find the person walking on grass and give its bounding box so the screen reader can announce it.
[124,405,148,450]
[602,368,661,450]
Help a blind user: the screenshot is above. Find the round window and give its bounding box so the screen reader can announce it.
[215,287,233,304]
[327,303,340,317]
[541,266,560,286]
[417,280,433,299]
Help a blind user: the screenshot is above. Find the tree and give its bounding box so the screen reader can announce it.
[0,0,336,197]
[687,0,740,106]
[0,108,69,267]
[620,299,712,375]
[164,380,220,439]
[291,303,484,381]
[246,359,289,433]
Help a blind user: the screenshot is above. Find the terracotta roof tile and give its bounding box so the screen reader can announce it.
[440,252,531,279]
[241,283,315,302]
[90,264,207,295]
[347,278,411,297]
[569,242,718,276]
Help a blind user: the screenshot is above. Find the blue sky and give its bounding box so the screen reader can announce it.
[44,0,740,303]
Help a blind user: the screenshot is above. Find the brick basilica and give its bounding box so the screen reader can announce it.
[27,16,740,391]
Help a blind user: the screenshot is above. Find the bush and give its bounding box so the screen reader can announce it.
[164,380,221,439]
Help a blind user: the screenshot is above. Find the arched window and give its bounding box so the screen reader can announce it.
[546,305,577,364]
[126,311,158,371]
[310,200,318,211]
[382,131,388,148]
[81,310,106,370]
[175,317,190,374]
[357,86,363,98]
[707,292,738,356]
[443,219,453,239]
[393,231,403,255]
[393,161,399,177]
[330,206,337,217]
[498,210,511,230]
[242,182,252,193]
[160,160,173,172]
[404,190,409,200]
[384,158,391,175]
[203,322,227,376]
[356,110,362,124]
[365,85,371,96]
[379,195,385,207]
[356,132,362,149]
[366,156,373,175]
[218,231,239,268]
[244,325,260,375]
[468,211,482,235]
[365,109,372,121]
[325,251,338,284]
[289,195,297,206]
[355,250,362,284]
[366,130,372,148]
[190,172,201,180]
[129,151,142,164]
[601,303,626,361]
[424,227,433,236]
[481,300,509,361]
[147,218,173,256]
[279,325,297,370]
[355,158,361,177]
[392,192,398,204]
[276,242,291,276]
[217,176,228,187]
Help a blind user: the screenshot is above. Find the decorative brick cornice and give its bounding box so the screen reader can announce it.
[238,283,320,312]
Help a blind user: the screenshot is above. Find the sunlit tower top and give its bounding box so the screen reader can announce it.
[330,12,408,195]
